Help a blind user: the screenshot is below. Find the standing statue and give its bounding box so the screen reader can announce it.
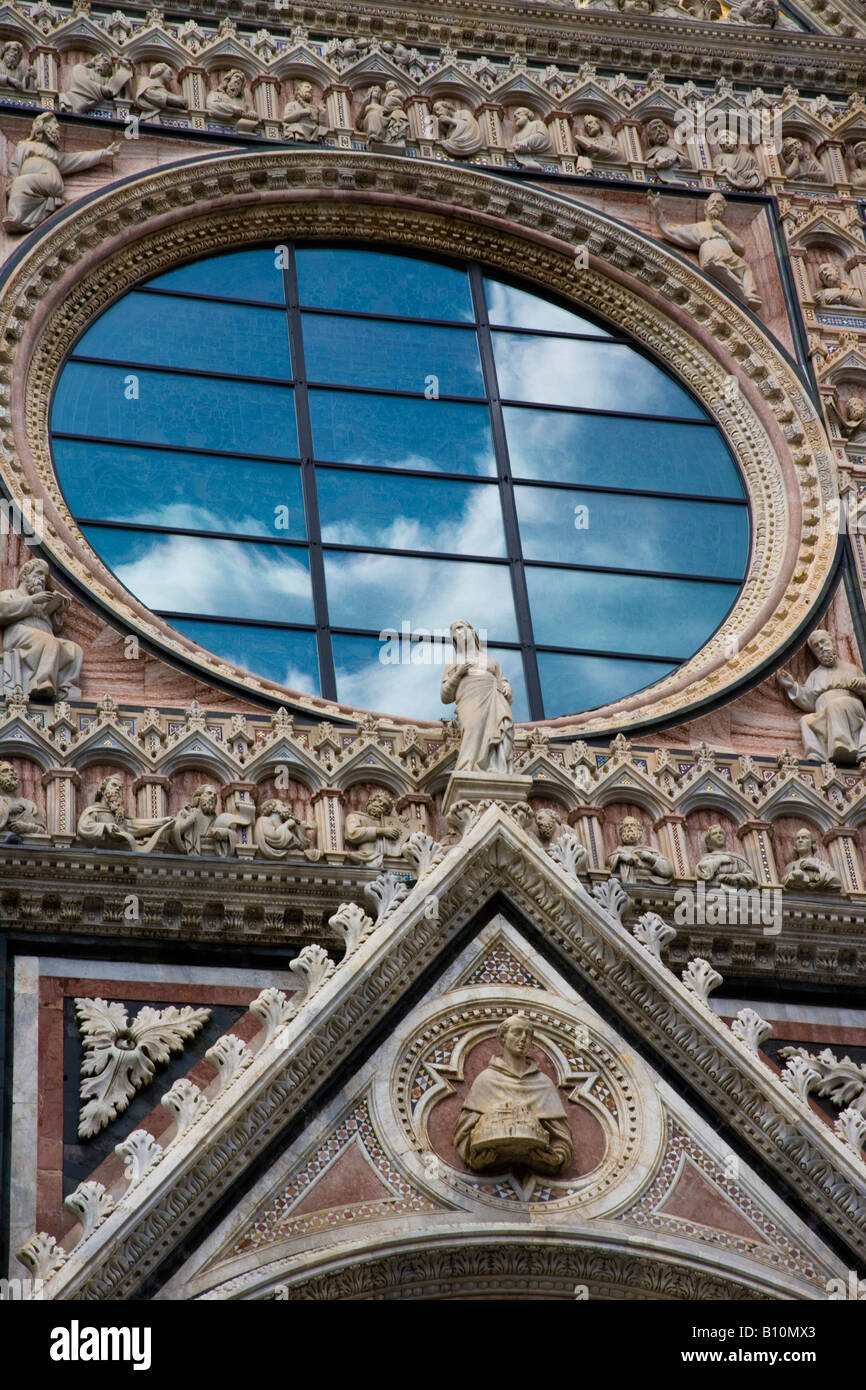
[0,41,36,91]
[0,761,46,839]
[253,799,321,861]
[813,263,864,309]
[433,100,484,157]
[282,81,327,141]
[134,63,186,116]
[0,559,82,700]
[77,773,173,851]
[648,190,762,312]
[607,816,674,885]
[59,53,133,113]
[440,620,514,775]
[3,113,119,234]
[206,70,259,131]
[695,823,757,888]
[382,81,409,143]
[453,1013,573,1174]
[344,790,406,867]
[778,630,866,765]
[713,130,764,189]
[781,828,842,893]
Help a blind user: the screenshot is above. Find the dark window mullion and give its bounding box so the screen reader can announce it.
[469,263,544,721]
[284,246,337,701]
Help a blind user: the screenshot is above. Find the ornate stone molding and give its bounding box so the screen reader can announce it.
[0,149,837,734]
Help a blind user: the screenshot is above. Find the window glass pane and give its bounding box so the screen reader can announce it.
[170,620,320,692]
[323,551,518,640]
[309,390,495,475]
[516,486,748,578]
[51,364,297,457]
[75,293,292,379]
[332,634,528,721]
[55,441,306,539]
[484,278,610,336]
[526,567,737,657]
[538,651,676,719]
[81,527,314,624]
[503,408,744,497]
[144,248,286,304]
[297,249,474,321]
[303,315,485,396]
[317,470,505,556]
[493,334,706,418]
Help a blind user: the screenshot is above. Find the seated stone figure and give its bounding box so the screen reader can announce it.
[648,190,762,312]
[0,559,82,701]
[253,798,321,861]
[713,131,764,189]
[695,823,757,888]
[607,816,674,885]
[433,100,484,157]
[206,70,259,131]
[134,63,186,116]
[77,773,173,852]
[780,136,828,183]
[511,107,553,160]
[454,1013,573,1174]
[344,790,407,867]
[0,761,46,840]
[59,53,133,114]
[778,629,866,765]
[0,41,36,91]
[813,263,864,309]
[573,113,619,162]
[781,828,842,893]
[644,118,685,173]
[169,783,249,857]
[282,81,327,141]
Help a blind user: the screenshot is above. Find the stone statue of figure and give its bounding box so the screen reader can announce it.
[781,828,842,893]
[511,107,553,159]
[813,263,864,309]
[828,392,866,440]
[0,558,82,700]
[695,823,757,888]
[441,620,514,775]
[359,86,388,139]
[253,798,321,861]
[728,0,779,23]
[849,141,866,189]
[170,784,247,856]
[572,113,619,162]
[778,629,866,766]
[648,190,762,312]
[3,112,119,234]
[644,118,685,172]
[0,41,36,91]
[607,816,674,885]
[453,1012,573,1174]
[433,100,484,157]
[77,773,172,852]
[282,81,327,141]
[780,136,828,183]
[0,761,46,839]
[206,70,259,131]
[344,790,406,867]
[382,81,409,143]
[134,63,186,115]
[713,130,764,189]
[59,53,133,114]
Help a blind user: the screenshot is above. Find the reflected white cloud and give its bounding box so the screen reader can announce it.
[324,550,518,640]
[320,482,505,555]
[494,335,700,417]
[484,280,607,335]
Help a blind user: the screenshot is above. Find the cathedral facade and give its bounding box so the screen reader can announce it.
[1,0,865,1304]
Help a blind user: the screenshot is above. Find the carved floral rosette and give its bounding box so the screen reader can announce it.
[378,987,663,1215]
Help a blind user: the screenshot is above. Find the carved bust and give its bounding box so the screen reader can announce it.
[695,823,757,888]
[573,113,619,163]
[713,130,764,189]
[254,798,320,861]
[511,107,553,158]
[781,829,842,893]
[453,1013,573,1174]
[850,140,866,189]
[607,816,674,884]
[206,69,258,130]
[282,81,326,141]
[78,773,172,852]
[644,118,684,171]
[780,136,828,183]
[0,40,35,90]
[135,62,186,115]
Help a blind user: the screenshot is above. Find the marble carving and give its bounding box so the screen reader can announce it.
[778,630,866,765]
[607,816,674,884]
[441,619,515,774]
[695,824,758,888]
[3,114,118,234]
[648,191,762,311]
[0,559,82,698]
[780,829,842,892]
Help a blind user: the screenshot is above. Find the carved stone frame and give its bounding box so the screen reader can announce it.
[0,148,838,732]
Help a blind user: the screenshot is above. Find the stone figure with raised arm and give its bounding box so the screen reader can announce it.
[59,53,133,114]
[453,1012,574,1174]
[648,190,762,311]
[3,113,119,233]
[441,620,514,774]
[0,558,82,700]
[344,790,406,867]
[778,629,866,765]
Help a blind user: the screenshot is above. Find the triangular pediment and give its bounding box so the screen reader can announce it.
[19,805,865,1300]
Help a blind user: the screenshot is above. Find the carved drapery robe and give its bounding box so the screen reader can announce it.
[784,660,866,763]
[454,1056,573,1173]
[441,655,514,773]
[0,585,81,696]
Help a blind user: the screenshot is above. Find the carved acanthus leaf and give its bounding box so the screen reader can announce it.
[835,1108,866,1156]
[160,1078,210,1134]
[403,830,446,879]
[64,1181,115,1242]
[249,986,295,1047]
[731,1008,773,1052]
[363,871,409,924]
[115,1129,162,1187]
[779,1046,866,1113]
[16,1232,67,1280]
[632,911,676,959]
[780,1052,822,1103]
[75,998,211,1139]
[592,877,629,922]
[289,944,335,1009]
[205,1034,252,1094]
[547,828,588,879]
[329,901,375,956]
[681,957,723,1005]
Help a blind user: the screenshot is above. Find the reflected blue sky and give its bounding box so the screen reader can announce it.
[537,650,676,716]
[303,315,485,397]
[318,470,506,555]
[310,390,496,474]
[170,618,320,692]
[145,248,287,304]
[298,249,475,321]
[484,279,611,336]
[323,551,518,640]
[494,334,707,417]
